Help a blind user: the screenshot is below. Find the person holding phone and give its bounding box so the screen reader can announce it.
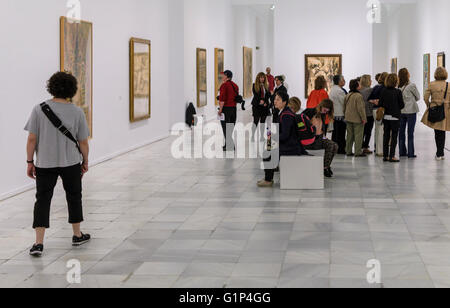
[25,71,91,257]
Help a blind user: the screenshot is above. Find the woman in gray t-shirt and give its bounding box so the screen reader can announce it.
[25,72,91,257]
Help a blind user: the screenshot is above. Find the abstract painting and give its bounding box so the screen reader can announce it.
[391,58,398,74]
[60,16,93,136]
[215,48,224,106]
[424,53,431,95]
[197,48,207,108]
[438,52,446,68]
[130,38,151,123]
[243,47,253,99]
[305,54,342,98]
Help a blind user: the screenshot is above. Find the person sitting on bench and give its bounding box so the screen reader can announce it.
[257,91,306,187]
[302,99,339,178]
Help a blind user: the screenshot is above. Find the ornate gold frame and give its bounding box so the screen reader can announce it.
[215,48,224,106]
[196,48,207,108]
[243,47,253,99]
[129,37,151,123]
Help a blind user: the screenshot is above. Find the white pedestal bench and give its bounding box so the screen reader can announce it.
[280,150,325,190]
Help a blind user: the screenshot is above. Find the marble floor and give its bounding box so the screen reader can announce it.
[1,110,450,288]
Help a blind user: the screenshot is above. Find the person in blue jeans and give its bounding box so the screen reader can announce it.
[398,68,420,158]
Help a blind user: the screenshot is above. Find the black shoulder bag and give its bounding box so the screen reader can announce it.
[230,82,246,110]
[428,82,448,123]
[40,102,82,154]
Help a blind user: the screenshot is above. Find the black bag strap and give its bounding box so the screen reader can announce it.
[444,82,449,101]
[40,102,82,154]
[229,81,239,96]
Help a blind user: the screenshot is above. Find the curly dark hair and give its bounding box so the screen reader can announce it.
[46,71,78,99]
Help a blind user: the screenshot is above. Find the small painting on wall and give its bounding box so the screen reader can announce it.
[243,47,253,99]
[196,48,207,108]
[438,52,446,68]
[423,54,431,95]
[391,58,398,74]
[215,48,224,106]
[305,54,342,98]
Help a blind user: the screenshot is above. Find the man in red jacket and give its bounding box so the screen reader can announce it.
[266,67,275,94]
[218,70,239,151]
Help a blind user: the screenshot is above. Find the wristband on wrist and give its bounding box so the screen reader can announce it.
[27,160,34,164]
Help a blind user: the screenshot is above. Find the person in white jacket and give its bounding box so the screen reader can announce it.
[398,68,420,158]
[330,75,348,154]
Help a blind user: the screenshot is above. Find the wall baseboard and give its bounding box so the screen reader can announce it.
[0,133,170,202]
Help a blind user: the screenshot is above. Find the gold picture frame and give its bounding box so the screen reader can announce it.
[215,48,224,106]
[60,16,93,137]
[305,54,342,98]
[129,38,151,123]
[196,48,207,108]
[243,47,253,99]
[438,52,446,68]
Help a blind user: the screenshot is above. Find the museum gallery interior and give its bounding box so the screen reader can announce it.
[1,0,450,289]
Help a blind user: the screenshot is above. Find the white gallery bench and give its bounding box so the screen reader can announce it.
[280,150,325,190]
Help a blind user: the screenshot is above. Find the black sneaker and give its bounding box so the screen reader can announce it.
[29,244,44,257]
[72,233,91,247]
[324,168,333,178]
[329,168,334,176]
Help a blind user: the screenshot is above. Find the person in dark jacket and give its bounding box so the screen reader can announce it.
[271,75,288,123]
[369,72,389,156]
[303,99,338,178]
[377,73,405,162]
[258,91,305,187]
[252,72,271,141]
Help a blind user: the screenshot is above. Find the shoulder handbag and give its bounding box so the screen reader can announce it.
[40,102,82,154]
[428,82,448,123]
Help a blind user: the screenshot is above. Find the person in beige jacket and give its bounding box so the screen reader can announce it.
[422,67,450,160]
[344,79,367,156]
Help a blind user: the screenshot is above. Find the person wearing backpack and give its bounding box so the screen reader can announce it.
[24,72,91,257]
[288,97,316,147]
[257,91,306,187]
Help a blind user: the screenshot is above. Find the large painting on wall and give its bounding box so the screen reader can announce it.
[130,38,151,123]
[196,48,207,108]
[391,58,398,74]
[305,54,342,98]
[438,52,446,68]
[243,47,253,99]
[424,53,431,95]
[215,48,224,106]
[60,16,93,137]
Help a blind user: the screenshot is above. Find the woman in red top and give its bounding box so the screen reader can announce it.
[307,75,329,109]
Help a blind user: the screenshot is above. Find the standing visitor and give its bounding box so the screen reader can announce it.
[422,67,450,161]
[360,75,374,154]
[271,75,288,123]
[25,72,91,257]
[378,73,405,162]
[344,79,367,157]
[369,72,389,156]
[307,76,329,109]
[398,68,420,158]
[330,75,347,154]
[218,70,239,151]
[252,72,271,141]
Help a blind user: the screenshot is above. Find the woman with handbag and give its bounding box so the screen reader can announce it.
[378,73,405,162]
[422,67,450,161]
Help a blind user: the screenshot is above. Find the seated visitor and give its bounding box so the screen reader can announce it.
[302,99,339,178]
[24,71,91,257]
[289,97,317,147]
[257,91,306,188]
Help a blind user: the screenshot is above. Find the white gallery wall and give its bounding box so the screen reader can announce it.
[0,0,173,200]
[273,0,374,99]
[374,0,450,112]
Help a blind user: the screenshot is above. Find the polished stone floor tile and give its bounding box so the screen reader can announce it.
[1,112,450,288]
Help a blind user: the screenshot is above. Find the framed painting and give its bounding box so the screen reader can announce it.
[243,47,253,99]
[196,48,207,108]
[60,16,93,137]
[214,48,224,106]
[424,53,431,95]
[129,38,151,123]
[305,54,342,98]
[438,52,446,68]
[391,58,398,74]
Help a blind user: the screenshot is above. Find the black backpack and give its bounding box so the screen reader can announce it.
[185,103,197,128]
[295,113,316,146]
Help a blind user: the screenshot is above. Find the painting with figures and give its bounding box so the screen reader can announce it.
[305,54,342,98]
[130,38,151,122]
